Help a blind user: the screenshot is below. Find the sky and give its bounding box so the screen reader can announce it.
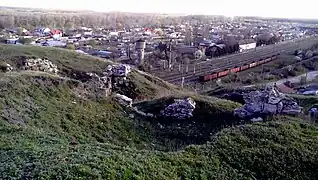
[1,0,317,19]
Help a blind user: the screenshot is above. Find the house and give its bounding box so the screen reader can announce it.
[43,40,66,47]
[51,29,63,39]
[51,29,62,35]
[83,31,93,36]
[34,27,51,36]
[109,31,119,36]
[6,38,20,44]
[239,39,256,52]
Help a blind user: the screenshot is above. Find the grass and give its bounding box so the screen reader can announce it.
[288,94,318,112]
[0,44,179,100]
[219,54,318,87]
[0,44,111,75]
[1,44,318,179]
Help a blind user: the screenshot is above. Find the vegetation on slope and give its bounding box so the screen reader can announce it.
[1,45,318,179]
[0,44,179,100]
[2,101,318,180]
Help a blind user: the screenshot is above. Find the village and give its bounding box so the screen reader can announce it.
[1,19,316,65]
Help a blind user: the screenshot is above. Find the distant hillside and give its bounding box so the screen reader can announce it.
[1,44,318,179]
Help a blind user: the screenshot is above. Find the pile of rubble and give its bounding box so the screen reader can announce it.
[2,63,13,72]
[161,97,196,120]
[234,84,302,119]
[132,106,154,118]
[105,64,131,77]
[85,72,112,97]
[23,58,59,74]
[82,64,132,98]
[1,62,13,72]
[113,93,133,107]
[86,73,111,89]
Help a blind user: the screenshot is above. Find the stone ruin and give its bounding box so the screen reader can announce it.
[161,97,196,120]
[234,84,302,120]
[105,64,131,77]
[113,93,133,107]
[2,63,13,72]
[131,106,154,118]
[85,72,112,97]
[23,58,59,74]
[79,64,132,101]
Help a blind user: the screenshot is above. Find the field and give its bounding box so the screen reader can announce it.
[1,44,318,179]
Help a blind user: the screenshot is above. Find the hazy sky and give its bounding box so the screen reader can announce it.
[1,0,317,19]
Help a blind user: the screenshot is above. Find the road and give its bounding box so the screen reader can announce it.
[149,36,318,85]
[242,71,318,89]
[276,71,318,85]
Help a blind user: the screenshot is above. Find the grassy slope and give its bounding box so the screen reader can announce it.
[0,44,180,100]
[1,45,318,179]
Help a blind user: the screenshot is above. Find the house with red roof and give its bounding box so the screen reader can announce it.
[51,29,63,39]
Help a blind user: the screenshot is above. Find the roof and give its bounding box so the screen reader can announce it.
[51,29,62,34]
[239,39,256,45]
[277,84,296,94]
[136,39,145,43]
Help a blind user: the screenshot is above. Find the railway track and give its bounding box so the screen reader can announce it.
[149,37,318,84]
[171,43,305,84]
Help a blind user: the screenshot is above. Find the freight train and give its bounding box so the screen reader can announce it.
[199,53,280,82]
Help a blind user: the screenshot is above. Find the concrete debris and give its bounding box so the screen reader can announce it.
[161,97,196,120]
[106,64,131,77]
[24,58,59,74]
[113,93,132,107]
[6,63,13,72]
[87,72,112,90]
[251,117,263,122]
[132,106,154,118]
[83,64,132,99]
[234,84,302,119]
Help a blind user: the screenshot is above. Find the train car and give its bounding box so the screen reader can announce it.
[240,64,250,71]
[199,74,210,82]
[264,57,272,63]
[272,55,277,60]
[257,58,266,65]
[209,73,218,80]
[249,61,257,68]
[230,66,240,73]
[218,69,230,77]
[199,72,218,82]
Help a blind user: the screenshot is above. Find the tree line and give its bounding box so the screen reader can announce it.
[0,6,231,30]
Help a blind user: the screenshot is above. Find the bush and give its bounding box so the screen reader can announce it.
[18,37,33,45]
[241,77,253,84]
[300,76,307,85]
[66,44,76,50]
[86,39,96,46]
[303,61,318,70]
[287,69,297,76]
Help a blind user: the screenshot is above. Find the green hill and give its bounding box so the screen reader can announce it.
[1,44,318,179]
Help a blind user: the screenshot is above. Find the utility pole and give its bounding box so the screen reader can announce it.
[181,77,185,88]
[168,39,172,69]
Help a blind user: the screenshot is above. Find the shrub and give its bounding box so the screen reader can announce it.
[18,37,33,45]
[300,75,307,85]
[66,44,76,50]
[86,39,96,46]
[287,69,297,77]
